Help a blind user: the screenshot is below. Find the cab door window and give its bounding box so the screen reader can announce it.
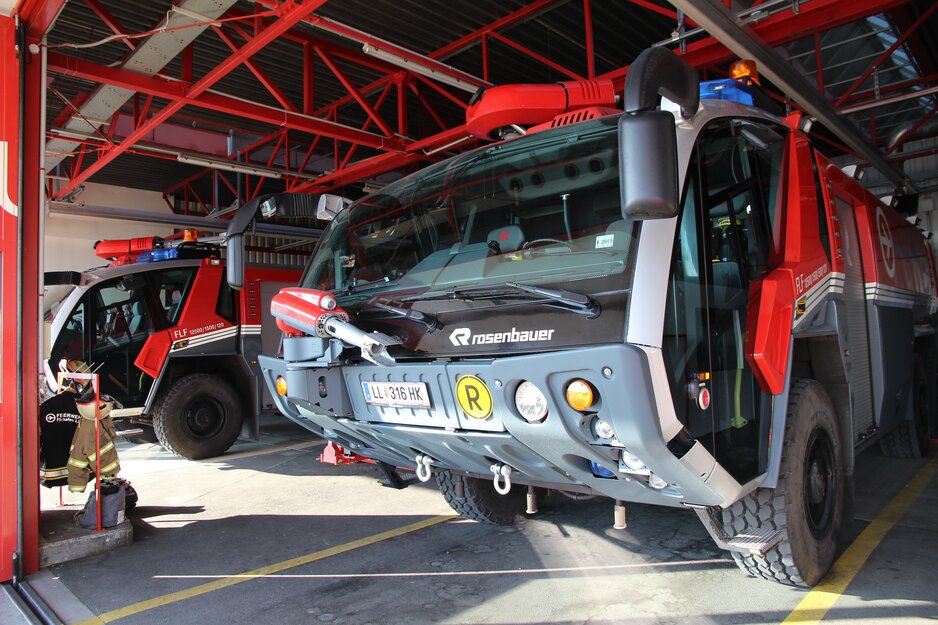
[664,118,786,483]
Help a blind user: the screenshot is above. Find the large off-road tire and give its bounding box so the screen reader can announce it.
[722,379,844,587]
[880,357,930,459]
[437,469,526,525]
[153,374,243,460]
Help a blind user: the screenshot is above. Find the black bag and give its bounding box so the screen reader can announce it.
[78,480,126,529]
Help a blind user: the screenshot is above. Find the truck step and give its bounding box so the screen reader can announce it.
[725,528,784,556]
[115,428,144,436]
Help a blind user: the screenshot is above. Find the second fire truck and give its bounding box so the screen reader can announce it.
[45,195,316,459]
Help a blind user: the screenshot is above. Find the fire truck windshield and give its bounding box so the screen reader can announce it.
[301,117,637,302]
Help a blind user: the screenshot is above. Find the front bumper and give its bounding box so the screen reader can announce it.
[259,343,740,508]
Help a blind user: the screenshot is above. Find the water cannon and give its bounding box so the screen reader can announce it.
[466,80,617,140]
[270,288,400,367]
[94,236,165,265]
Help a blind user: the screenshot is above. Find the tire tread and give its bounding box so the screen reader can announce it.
[721,379,838,587]
[437,470,524,525]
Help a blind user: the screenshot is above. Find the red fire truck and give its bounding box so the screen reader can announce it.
[233,49,938,586]
[44,194,316,459]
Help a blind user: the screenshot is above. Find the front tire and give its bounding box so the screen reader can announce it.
[722,379,844,586]
[153,374,243,460]
[437,469,526,525]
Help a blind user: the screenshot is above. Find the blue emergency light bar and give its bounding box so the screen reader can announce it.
[699,78,755,106]
[136,248,179,263]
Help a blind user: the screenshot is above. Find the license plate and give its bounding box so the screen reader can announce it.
[361,381,431,408]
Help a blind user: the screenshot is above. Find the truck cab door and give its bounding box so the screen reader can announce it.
[663,118,787,484]
[48,267,196,408]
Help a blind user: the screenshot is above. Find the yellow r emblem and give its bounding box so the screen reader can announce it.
[455,375,493,420]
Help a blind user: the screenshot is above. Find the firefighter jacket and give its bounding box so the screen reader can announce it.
[68,398,121,493]
[39,390,81,487]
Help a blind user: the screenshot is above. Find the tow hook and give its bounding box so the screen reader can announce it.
[490,463,513,495]
[415,454,434,482]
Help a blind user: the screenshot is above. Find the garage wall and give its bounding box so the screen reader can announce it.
[44,182,174,272]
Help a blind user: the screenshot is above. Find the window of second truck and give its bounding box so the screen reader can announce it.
[302,117,637,301]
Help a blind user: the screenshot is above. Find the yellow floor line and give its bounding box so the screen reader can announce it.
[201,440,321,461]
[782,457,937,625]
[74,514,457,625]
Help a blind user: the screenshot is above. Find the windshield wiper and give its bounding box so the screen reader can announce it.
[342,279,399,295]
[363,299,442,331]
[404,281,600,317]
[503,282,599,317]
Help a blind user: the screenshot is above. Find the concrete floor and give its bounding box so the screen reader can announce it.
[26,418,938,625]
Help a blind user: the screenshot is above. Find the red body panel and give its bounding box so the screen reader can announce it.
[747,271,796,395]
[1,16,41,581]
[819,155,937,303]
[240,266,305,327]
[135,332,172,378]
[134,262,301,378]
[745,118,938,395]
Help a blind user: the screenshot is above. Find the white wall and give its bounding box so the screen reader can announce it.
[44,182,175,273]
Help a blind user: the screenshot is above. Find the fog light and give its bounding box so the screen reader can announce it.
[320,294,337,311]
[621,451,646,471]
[648,473,668,489]
[592,418,615,440]
[275,375,288,396]
[565,379,595,411]
[515,381,548,423]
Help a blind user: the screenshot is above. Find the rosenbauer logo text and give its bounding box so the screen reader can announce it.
[449,327,555,347]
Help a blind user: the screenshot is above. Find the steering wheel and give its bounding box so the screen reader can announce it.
[521,238,576,252]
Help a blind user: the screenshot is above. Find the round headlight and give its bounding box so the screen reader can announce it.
[275,375,288,397]
[565,379,595,411]
[515,381,548,423]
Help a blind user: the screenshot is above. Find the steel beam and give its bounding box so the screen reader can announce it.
[46,52,404,152]
[600,0,916,87]
[667,0,914,191]
[47,201,322,239]
[290,126,471,194]
[44,0,241,171]
[12,0,67,36]
[834,1,938,106]
[54,0,331,200]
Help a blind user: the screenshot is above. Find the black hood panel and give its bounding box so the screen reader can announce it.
[350,290,628,359]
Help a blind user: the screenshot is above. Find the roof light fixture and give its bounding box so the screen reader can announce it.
[176,154,283,179]
[361,43,484,94]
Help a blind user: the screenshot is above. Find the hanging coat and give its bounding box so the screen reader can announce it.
[67,397,121,493]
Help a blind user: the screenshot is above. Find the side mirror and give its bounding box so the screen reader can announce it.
[618,111,679,220]
[317,194,351,221]
[226,234,244,289]
[225,192,326,289]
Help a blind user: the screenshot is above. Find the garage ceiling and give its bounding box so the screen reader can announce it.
[37,0,938,215]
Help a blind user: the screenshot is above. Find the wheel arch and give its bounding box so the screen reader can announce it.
[791,335,853,475]
[146,354,260,439]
